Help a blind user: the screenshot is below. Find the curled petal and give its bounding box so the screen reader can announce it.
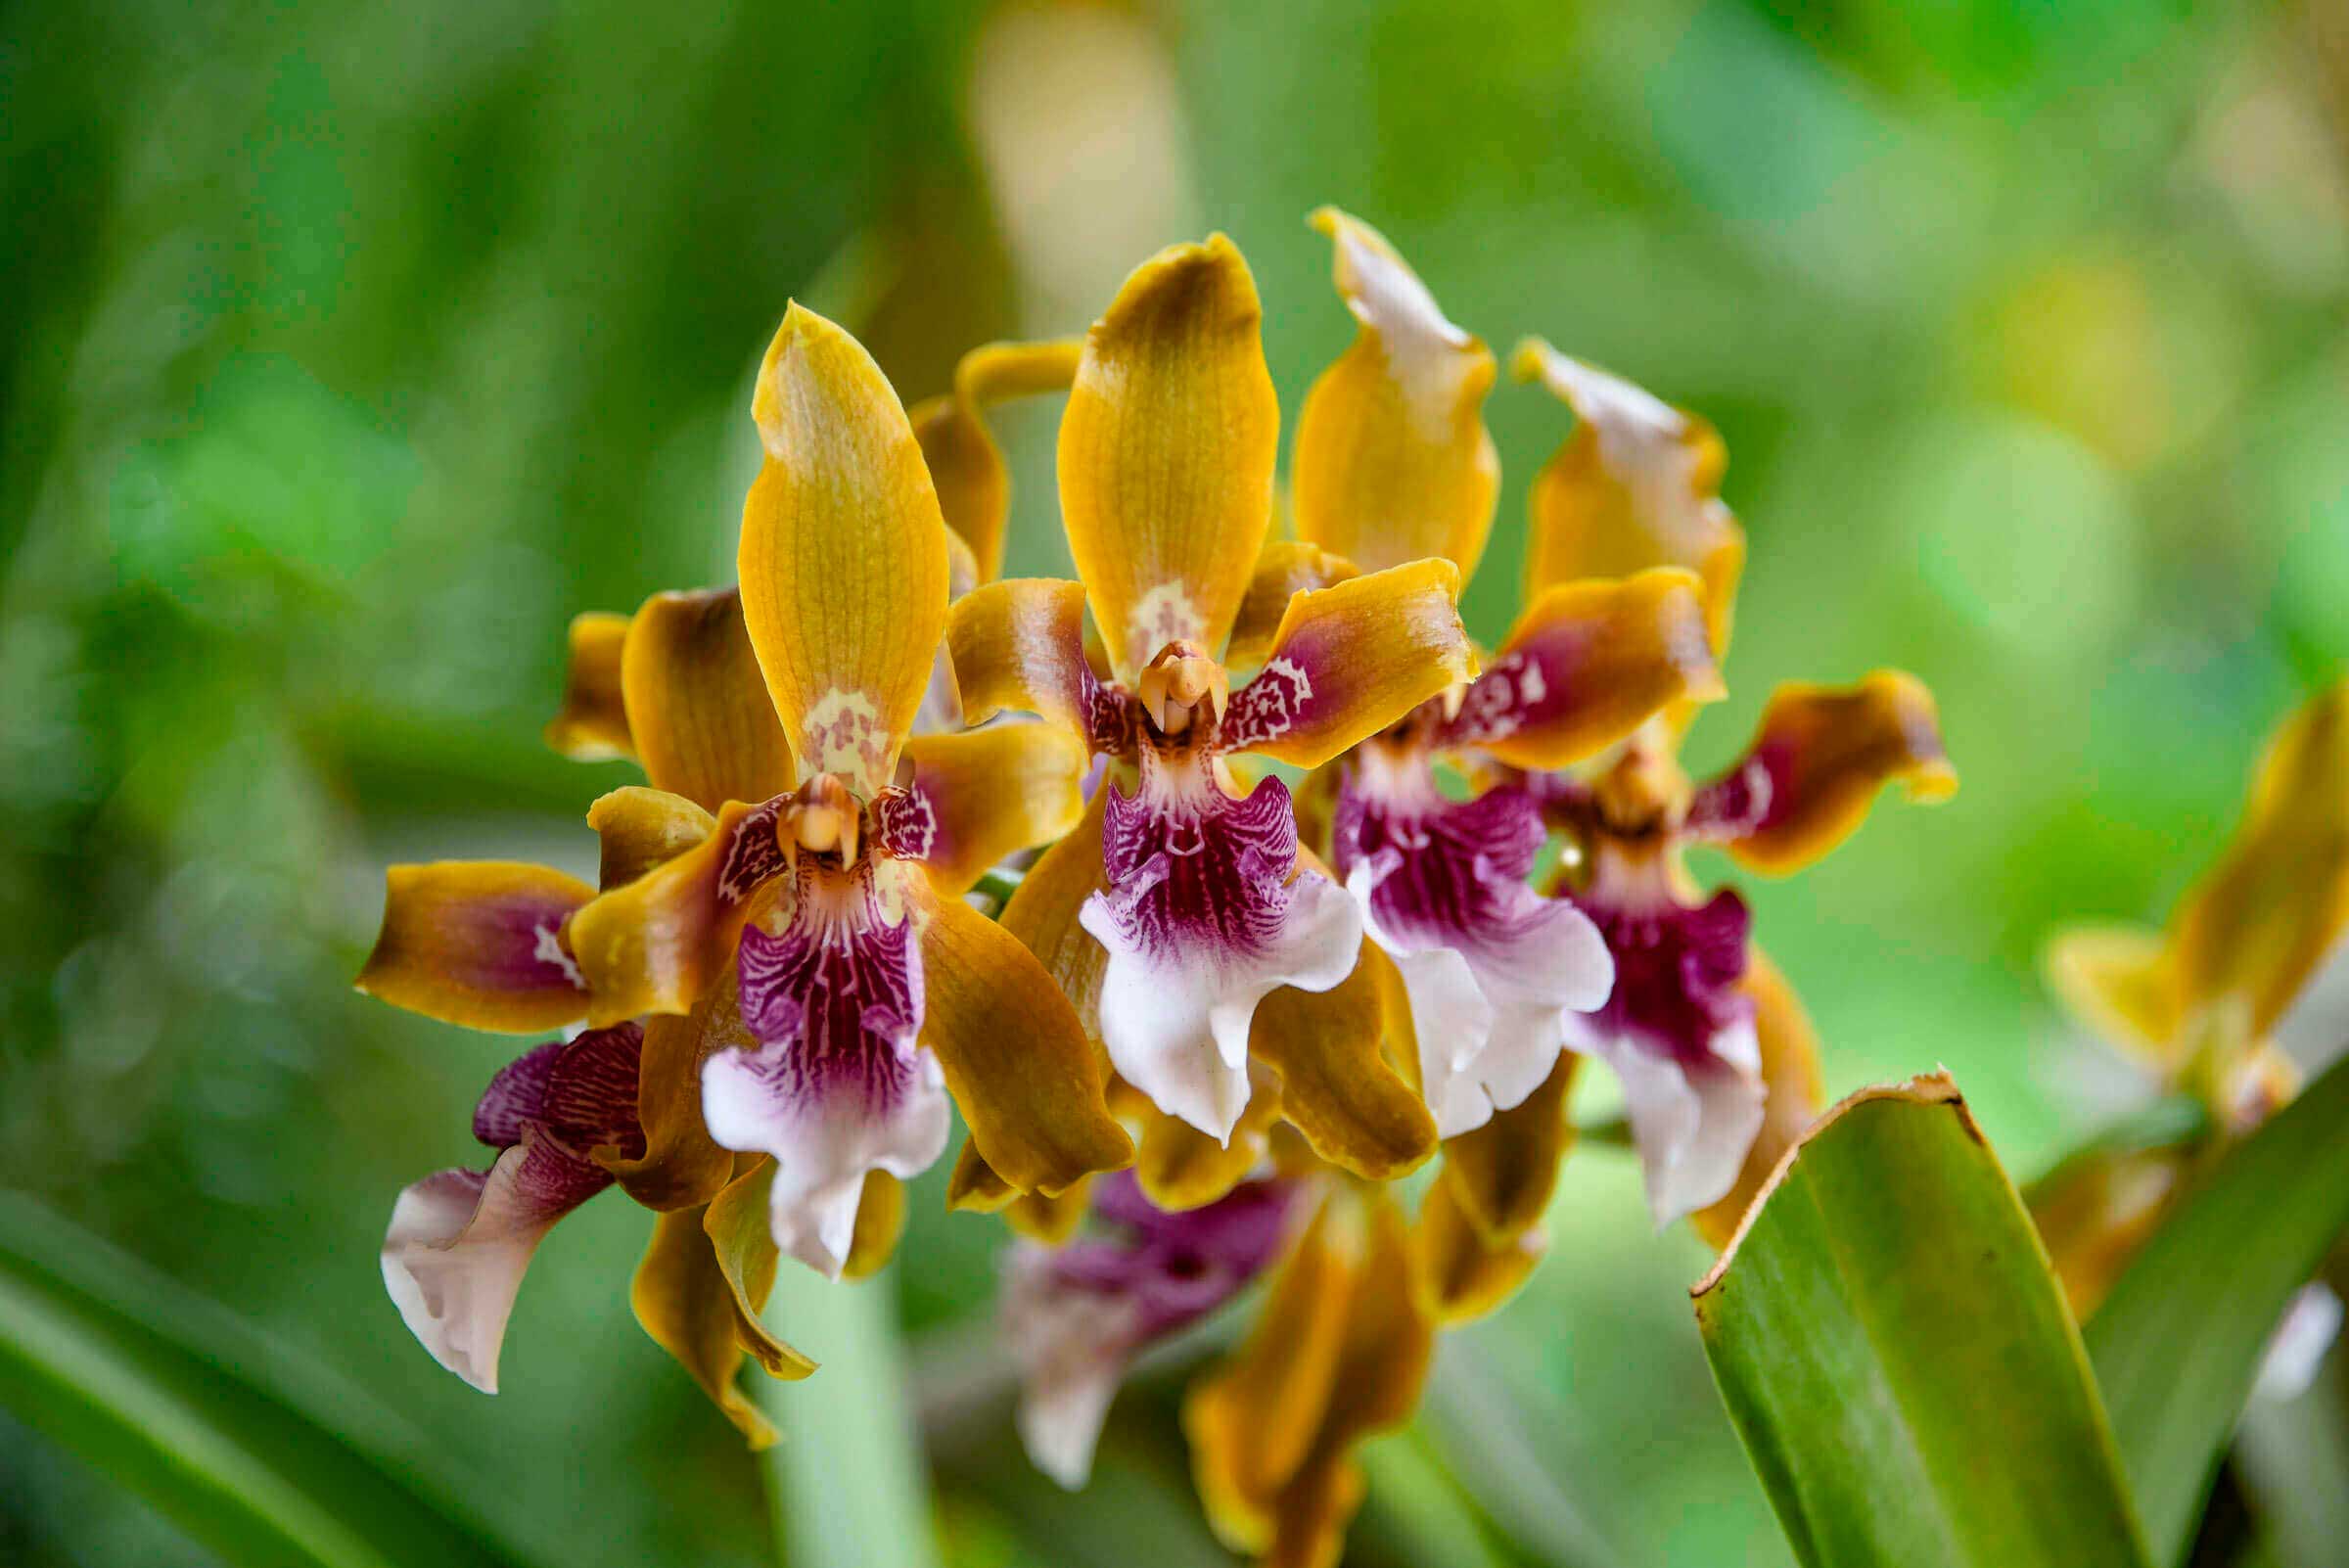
[1223,540,1360,673]
[946,1136,1018,1214]
[622,588,797,811]
[1435,568,1724,770]
[1512,338,1745,665]
[1059,235,1279,675]
[1220,559,1477,768]
[702,1161,823,1381]
[2044,924,2181,1069]
[1686,670,1957,875]
[945,576,1133,754]
[356,862,593,1033]
[1414,1168,1545,1326]
[1082,763,1362,1141]
[882,723,1089,895]
[567,800,777,1027]
[920,891,1133,1196]
[1439,1052,1579,1244]
[587,786,714,892]
[741,303,949,796]
[1184,1190,1433,1567]
[1293,208,1499,580]
[633,1201,790,1452]
[1136,1067,1286,1213]
[1004,1178,1092,1247]
[909,338,1082,581]
[1690,947,1825,1250]
[545,611,634,761]
[1250,950,1437,1181]
[2169,679,2349,1037]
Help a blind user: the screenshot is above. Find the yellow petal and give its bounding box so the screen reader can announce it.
[703,1161,821,1383]
[1224,541,1361,673]
[1512,338,1745,667]
[909,339,1083,582]
[2044,924,2183,1069]
[895,723,1088,896]
[945,1136,1018,1215]
[944,576,1096,735]
[634,1201,795,1451]
[1704,670,1958,876]
[1437,1051,1578,1243]
[567,801,768,1027]
[1690,947,1826,1250]
[741,303,950,796]
[843,1170,907,1280]
[1059,235,1279,675]
[1293,208,1498,581]
[599,971,746,1212]
[1137,1068,1286,1212]
[1441,567,1724,771]
[1251,946,1437,1180]
[622,588,797,811]
[2170,680,2349,1036]
[1414,1170,1544,1326]
[544,611,634,761]
[354,862,594,1033]
[1000,784,1114,1035]
[587,786,715,891]
[1222,559,1476,770]
[1004,1177,1092,1245]
[919,888,1132,1195]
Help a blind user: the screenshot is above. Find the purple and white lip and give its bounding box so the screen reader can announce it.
[1557,844,1763,1227]
[1004,1171,1295,1488]
[703,846,948,1280]
[383,1021,647,1393]
[1332,732,1613,1138]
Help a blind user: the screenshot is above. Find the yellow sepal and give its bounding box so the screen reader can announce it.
[909,338,1082,582]
[622,588,797,811]
[545,611,634,761]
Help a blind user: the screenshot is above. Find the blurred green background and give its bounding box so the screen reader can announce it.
[4,0,2347,1563]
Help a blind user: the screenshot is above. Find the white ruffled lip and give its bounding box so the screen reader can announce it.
[1570,1014,1765,1227]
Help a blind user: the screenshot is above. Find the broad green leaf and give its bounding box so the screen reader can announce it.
[760,1261,941,1568]
[2084,1048,2349,1567]
[1692,1073,2153,1568]
[0,1195,524,1568]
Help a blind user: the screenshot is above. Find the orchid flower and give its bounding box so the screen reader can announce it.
[2036,679,2349,1317]
[945,233,1477,1197]
[1411,344,1958,1299]
[357,306,1132,1438]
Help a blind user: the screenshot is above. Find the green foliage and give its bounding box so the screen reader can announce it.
[1694,1077,2152,1568]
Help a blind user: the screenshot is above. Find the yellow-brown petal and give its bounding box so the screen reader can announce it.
[1437,567,1724,771]
[945,576,1096,735]
[919,889,1132,1195]
[1136,1068,1286,1212]
[633,1195,813,1452]
[545,611,634,761]
[944,1136,1019,1215]
[1700,671,1958,876]
[896,723,1088,896]
[1251,948,1437,1181]
[1690,947,1826,1250]
[999,784,1114,1035]
[354,862,595,1033]
[909,338,1083,582]
[702,1160,820,1384]
[567,801,768,1027]
[1223,540,1361,673]
[1221,559,1476,770]
[741,303,950,797]
[1059,236,1279,675]
[1513,338,1745,666]
[2169,679,2349,1037]
[1437,1051,1578,1243]
[621,588,797,811]
[2044,924,2183,1070]
[843,1170,908,1280]
[598,970,746,1212]
[1414,1170,1545,1326]
[1004,1177,1092,1246]
[587,786,715,892]
[1292,208,1498,582]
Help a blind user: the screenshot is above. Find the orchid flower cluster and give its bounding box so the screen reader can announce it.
[356,210,1954,1563]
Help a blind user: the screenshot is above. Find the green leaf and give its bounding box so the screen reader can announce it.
[2084,1048,2349,1568]
[0,1194,525,1568]
[760,1261,941,1568]
[1692,1073,2153,1568]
